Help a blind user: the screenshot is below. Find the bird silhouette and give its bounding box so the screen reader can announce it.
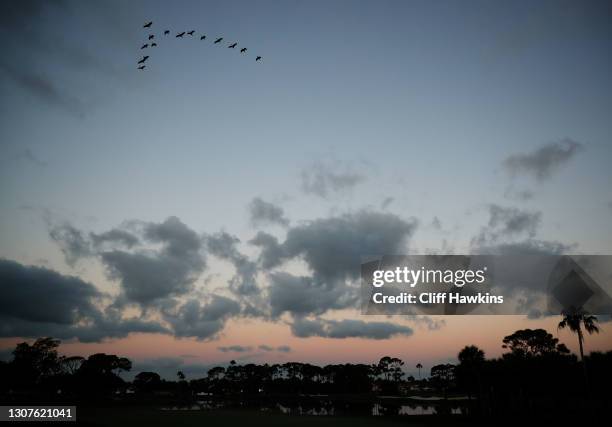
[176,32,185,38]
[240,48,247,53]
[164,30,170,35]
[138,65,146,70]
[151,42,157,47]
[148,34,154,40]
[214,37,223,44]
[143,21,152,28]
[256,56,262,61]
[200,35,206,40]
[187,30,195,36]
[141,43,149,49]
[228,42,237,48]
[137,55,149,64]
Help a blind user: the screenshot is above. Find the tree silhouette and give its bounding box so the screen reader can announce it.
[457,345,485,400]
[558,308,600,363]
[502,328,569,358]
[12,337,61,387]
[558,308,600,388]
[134,371,162,392]
[416,363,422,379]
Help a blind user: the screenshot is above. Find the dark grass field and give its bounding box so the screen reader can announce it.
[76,407,430,427]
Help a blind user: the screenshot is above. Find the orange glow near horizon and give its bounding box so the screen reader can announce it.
[1,316,610,375]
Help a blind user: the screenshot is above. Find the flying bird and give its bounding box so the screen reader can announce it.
[228,42,237,48]
[200,35,206,40]
[137,55,149,64]
[240,48,247,53]
[141,43,149,49]
[214,37,223,44]
[138,65,146,70]
[256,56,262,61]
[164,30,170,35]
[176,32,185,37]
[143,21,152,28]
[151,42,157,47]
[187,30,195,36]
[148,34,154,40]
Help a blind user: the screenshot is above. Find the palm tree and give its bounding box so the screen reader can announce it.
[416,363,422,380]
[558,308,600,363]
[558,308,600,389]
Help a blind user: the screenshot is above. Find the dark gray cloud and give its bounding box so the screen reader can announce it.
[249,197,289,227]
[268,272,357,317]
[0,258,167,342]
[90,228,139,248]
[218,345,252,353]
[0,1,84,115]
[206,231,259,296]
[252,210,417,282]
[290,318,414,340]
[49,218,206,305]
[488,205,541,237]
[0,0,134,116]
[253,210,416,317]
[276,345,291,352]
[48,223,93,266]
[472,204,541,247]
[300,162,366,198]
[101,217,205,306]
[504,138,584,181]
[473,239,573,256]
[163,295,241,341]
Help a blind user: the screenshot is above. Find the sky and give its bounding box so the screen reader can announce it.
[0,0,611,379]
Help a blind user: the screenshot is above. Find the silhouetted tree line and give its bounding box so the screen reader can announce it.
[1,327,611,417]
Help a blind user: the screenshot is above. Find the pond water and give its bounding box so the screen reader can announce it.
[161,399,469,417]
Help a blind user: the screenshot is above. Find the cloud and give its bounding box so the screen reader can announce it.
[300,162,366,198]
[100,217,205,306]
[0,258,167,342]
[268,272,357,317]
[48,223,93,266]
[218,345,252,353]
[472,204,541,247]
[252,210,417,283]
[206,232,259,296]
[504,187,535,201]
[249,198,289,227]
[163,295,241,341]
[0,1,86,115]
[90,228,139,248]
[0,63,85,116]
[0,0,134,116]
[503,138,584,181]
[488,205,540,237]
[473,239,573,256]
[18,148,47,167]
[381,197,394,210]
[251,210,416,317]
[276,345,291,353]
[290,318,414,340]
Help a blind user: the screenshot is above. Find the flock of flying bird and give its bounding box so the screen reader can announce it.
[137,21,262,70]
